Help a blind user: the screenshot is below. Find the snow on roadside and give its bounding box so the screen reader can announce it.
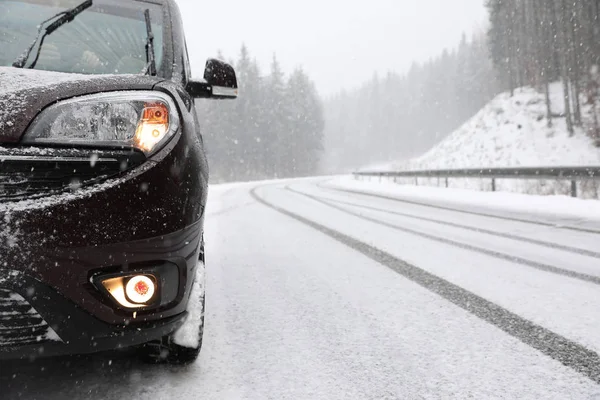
[392,83,600,170]
[370,83,600,198]
[330,175,600,227]
[172,261,205,348]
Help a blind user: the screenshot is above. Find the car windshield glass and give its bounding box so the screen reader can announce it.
[0,0,165,76]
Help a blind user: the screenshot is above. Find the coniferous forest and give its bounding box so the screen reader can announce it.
[201,1,600,179]
[324,0,600,172]
[197,46,324,183]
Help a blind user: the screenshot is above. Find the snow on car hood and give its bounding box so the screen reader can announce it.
[0,67,162,142]
[0,67,92,94]
[0,68,90,136]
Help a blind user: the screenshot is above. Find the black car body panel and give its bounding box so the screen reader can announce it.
[0,0,230,360]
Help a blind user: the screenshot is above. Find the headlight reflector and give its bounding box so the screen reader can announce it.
[22,91,180,155]
[134,102,170,153]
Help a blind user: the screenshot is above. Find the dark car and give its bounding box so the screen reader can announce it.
[0,0,236,364]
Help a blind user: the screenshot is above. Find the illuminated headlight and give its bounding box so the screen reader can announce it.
[22,91,180,156]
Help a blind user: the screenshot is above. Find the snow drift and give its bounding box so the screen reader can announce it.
[378,83,600,198]
[395,82,600,170]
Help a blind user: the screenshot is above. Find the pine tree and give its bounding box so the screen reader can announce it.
[286,68,324,176]
[486,0,600,136]
[261,55,288,177]
[323,31,500,172]
[198,46,325,181]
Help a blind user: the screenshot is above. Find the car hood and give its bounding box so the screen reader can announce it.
[0,67,163,143]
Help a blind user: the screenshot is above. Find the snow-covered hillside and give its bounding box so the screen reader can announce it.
[393,82,600,170]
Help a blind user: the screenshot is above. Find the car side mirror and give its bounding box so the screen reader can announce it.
[186,58,238,100]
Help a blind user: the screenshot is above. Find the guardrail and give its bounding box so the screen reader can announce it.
[353,166,600,197]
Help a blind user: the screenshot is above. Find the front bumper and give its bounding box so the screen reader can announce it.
[0,122,208,359]
[0,270,187,360]
[0,219,202,360]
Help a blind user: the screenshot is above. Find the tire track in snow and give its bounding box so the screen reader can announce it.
[319,182,600,235]
[301,189,600,259]
[285,185,600,286]
[250,185,600,385]
[206,201,257,218]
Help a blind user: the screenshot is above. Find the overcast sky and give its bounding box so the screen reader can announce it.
[176,0,488,95]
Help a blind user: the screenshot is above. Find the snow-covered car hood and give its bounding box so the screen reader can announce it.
[0,67,163,143]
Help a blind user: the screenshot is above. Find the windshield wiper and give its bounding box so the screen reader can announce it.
[144,9,157,76]
[12,0,93,69]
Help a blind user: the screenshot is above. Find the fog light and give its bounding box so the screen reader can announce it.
[92,262,180,311]
[126,275,155,304]
[99,274,158,309]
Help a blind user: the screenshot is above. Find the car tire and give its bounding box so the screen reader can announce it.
[139,296,204,365]
[139,259,205,365]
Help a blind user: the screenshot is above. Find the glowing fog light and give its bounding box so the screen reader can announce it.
[125,275,156,304]
[99,274,158,309]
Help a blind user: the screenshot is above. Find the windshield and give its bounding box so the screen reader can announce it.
[0,0,165,75]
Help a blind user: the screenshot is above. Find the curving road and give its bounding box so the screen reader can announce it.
[2,177,600,399]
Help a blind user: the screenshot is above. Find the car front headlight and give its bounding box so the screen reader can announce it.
[22,91,180,156]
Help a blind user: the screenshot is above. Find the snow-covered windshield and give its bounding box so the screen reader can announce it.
[0,0,165,75]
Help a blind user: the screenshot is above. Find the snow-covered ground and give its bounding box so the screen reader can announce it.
[395,82,600,169]
[371,83,600,198]
[2,177,600,399]
[334,175,600,230]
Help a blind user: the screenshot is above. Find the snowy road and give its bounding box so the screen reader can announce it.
[3,177,600,399]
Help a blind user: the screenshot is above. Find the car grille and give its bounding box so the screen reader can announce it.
[0,288,60,347]
[0,148,145,202]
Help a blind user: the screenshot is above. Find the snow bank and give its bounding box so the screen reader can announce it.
[375,83,600,198]
[330,175,600,229]
[395,83,600,169]
[172,261,205,348]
